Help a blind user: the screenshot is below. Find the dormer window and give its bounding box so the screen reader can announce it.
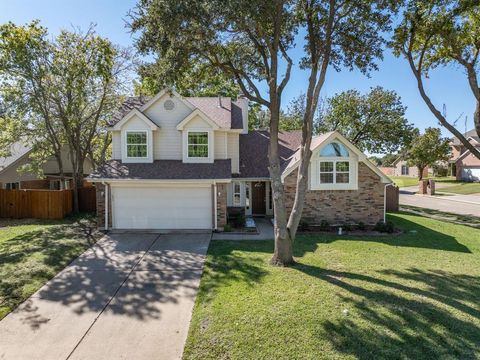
[126,131,148,158]
[188,131,209,158]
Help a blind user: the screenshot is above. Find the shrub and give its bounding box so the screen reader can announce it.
[299,219,310,231]
[342,223,352,232]
[319,220,330,231]
[223,224,233,232]
[374,220,395,233]
[357,222,366,231]
[234,213,245,228]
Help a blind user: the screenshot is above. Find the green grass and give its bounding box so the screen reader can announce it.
[401,205,480,228]
[438,182,480,195]
[0,215,102,319]
[389,176,420,187]
[184,213,480,359]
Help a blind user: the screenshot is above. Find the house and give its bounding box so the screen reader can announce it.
[0,143,93,190]
[449,129,480,181]
[390,158,428,178]
[88,89,392,231]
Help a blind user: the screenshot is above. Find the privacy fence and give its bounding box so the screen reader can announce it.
[0,187,96,220]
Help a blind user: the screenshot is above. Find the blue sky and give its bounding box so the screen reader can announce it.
[0,0,474,137]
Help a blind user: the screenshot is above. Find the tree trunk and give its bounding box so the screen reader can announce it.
[418,166,424,180]
[269,93,294,266]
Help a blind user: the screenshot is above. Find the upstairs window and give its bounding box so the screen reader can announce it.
[188,132,209,158]
[319,142,350,184]
[126,131,147,158]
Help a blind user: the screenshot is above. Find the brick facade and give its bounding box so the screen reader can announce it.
[216,183,228,229]
[96,183,112,228]
[20,179,50,189]
[284,162,385,225]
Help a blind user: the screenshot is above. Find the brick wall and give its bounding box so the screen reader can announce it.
[284,162,385,225]
[216,183,227,229]
[96,183,112,228]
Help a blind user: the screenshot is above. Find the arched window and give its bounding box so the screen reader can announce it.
[319,142,349,157]
[319,142,350,184]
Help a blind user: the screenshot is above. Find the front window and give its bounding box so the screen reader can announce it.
[5,182,19,190]
[233,181,241,206]
[401,165,409,175]
[319,142,350,185]
[126,131,147,158]
[188,132,209,158]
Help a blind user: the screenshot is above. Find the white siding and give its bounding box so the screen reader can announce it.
[214,132,227,159]
[227,133,240,173]
[144,93,192,160]
[112,131,121,159]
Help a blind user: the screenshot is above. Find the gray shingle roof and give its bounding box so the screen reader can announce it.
[238,130,303,178]
[451,129,480,145]
[89,159,231,180]
[108,95,245,129]
[0,142,31,172]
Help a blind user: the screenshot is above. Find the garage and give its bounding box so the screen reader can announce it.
[111,185,212,229]
[461,167,480,181]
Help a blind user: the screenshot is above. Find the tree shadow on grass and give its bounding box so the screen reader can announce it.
[295,213,471,256]
[293,263,480,359]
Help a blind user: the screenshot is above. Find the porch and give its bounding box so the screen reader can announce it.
[227,180,273,217]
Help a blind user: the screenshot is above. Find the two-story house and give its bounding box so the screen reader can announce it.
[449,129,480,181]
[88,89,392,230]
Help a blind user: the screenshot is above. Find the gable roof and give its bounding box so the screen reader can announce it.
[451,129,480,146]
[0,142,32,173]
[176,109,220,130]
[281,131,391,183]
[108,91,245,130]
[110,109,159,130]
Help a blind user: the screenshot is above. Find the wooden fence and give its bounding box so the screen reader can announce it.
[0,189,73,219]
[385,185,399,212]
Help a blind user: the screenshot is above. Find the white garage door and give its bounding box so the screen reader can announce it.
[461,167,480,181]
[112,185,212,229]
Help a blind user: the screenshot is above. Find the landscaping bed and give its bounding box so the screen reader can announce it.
[184,213,480,359]
[0,214,102,319]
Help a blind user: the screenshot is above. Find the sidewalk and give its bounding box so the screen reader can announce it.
[212,218,274,240]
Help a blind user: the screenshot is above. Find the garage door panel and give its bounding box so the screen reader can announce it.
[112,186,212,229]
[461,167,480,181]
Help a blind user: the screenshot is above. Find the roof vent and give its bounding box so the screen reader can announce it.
[164,99,175,111]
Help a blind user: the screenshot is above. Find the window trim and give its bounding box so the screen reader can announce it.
[183,128,214,163]
[125,130,148,159]
[187,131,209,159]
[233,181,241,206]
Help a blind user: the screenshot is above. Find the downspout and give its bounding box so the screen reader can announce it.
[213,181,218,231]
[103,182,109,231]
[384,183,395,223]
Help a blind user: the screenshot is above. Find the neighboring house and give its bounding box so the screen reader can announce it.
[449,129,480,181]
[88,89,392,231]
[0,143,93,190]
[390,158,429,178]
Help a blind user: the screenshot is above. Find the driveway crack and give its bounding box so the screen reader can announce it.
[65,234,160,360]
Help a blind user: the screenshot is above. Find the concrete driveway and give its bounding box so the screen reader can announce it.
[0,232,210,360]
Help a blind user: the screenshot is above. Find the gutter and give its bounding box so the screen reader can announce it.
[102,181,109,231]
[213,181,218,231]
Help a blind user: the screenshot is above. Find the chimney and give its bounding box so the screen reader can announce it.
[237,94,249,134]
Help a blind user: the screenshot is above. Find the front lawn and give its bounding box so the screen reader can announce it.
[184,213,480,359]
[0,215,102,319]
[389,176,419,187]
[438,182,480,195]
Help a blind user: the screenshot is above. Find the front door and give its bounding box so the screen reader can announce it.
[252,182,266,215]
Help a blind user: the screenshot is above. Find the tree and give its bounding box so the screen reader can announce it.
[390,0,480,159]
[129,0,398,265]
[0,21,132,211]
[405,127,450,180]
[381,153,399,167]
[317,87,415,153]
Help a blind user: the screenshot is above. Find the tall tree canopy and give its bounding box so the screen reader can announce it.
[405,127,450,179]
[130,0,398,265]
[391,0,480,159]
[0,21,133,211]
[318,87,415,153]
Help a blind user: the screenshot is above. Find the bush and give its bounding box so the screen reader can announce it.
[374,220,395,233]
[223,224,233,232]
[319,220,330,231]
[299,219,310,231]
[234,213,245,228]
[357,222,366,231]
[342,223,352,232]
